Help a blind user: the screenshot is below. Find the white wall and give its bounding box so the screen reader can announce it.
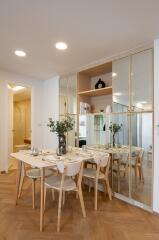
[42,76,59,149]
[153,39,159,213]
[0,69,59,171]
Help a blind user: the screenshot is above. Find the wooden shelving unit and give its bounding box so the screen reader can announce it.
[77,61,113,114]
[78,86,112,97]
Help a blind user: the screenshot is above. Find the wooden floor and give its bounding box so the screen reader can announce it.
[0,170,159,240]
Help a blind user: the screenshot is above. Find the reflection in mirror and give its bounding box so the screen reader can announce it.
[59,74,77,115]
[79,114,110,147]
[67,74,77,114]
[112,56,130,112]
[110,114,130,197]
[59,115,78,148]
[59,76,68,115]
[131,49,153,112]
[67,115,77,147]
[130,113,152,206]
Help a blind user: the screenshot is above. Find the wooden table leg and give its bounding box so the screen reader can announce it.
[18,162,25,199]
[15,160,22,205]
[40,168,45,232]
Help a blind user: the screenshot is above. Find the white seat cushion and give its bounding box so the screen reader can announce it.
[26,169,52,179]
[45,175,76,191]
[83,168,105,179]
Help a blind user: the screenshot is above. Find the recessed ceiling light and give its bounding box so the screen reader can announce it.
[112,72,117,77]
[14,50,26,57]
[55,42,68,50]
[12,86,25,91]
[114,92,122,96]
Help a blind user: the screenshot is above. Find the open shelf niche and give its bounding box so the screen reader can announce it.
[77,61,112,114]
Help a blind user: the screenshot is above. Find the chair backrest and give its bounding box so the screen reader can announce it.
[139,148,144,161]
[93,153,110,167]
[57,161,84,190]
[57,161,82,177]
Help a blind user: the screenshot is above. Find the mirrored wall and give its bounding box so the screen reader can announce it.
[59,74,77,147]
[59,48,153,209]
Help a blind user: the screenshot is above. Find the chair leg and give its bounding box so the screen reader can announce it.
[105,177,112,200]
[94,179,98,211]
[44,187,47,210]
[76,191,78,199]
[62,191,65,205]
[57,189,63,232]
[78,188,86,218]
[18,162,25,199]
[32,179,36,209]
[52,189,55,201]
[135,166,138,186]
[140,166,144,184]
[18,174,25,199]
[89,180,91,192]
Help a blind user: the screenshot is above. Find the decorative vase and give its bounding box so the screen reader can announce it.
[95,78,106,89]
[113,134,115,147]
[58,135,66,154]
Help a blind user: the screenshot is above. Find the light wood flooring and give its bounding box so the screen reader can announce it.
[0,169,159,240]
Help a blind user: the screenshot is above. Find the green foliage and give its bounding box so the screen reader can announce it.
[47,115,74,136]
[109,122,122,134]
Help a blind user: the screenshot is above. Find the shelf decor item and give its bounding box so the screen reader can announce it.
[47,115,74,154]
[109,122,122,147]
[95,78,106,89]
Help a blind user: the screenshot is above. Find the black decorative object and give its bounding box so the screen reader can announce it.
[95,78,106,89]
[58,135,66,154]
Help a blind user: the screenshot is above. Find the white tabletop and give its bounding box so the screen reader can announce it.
[10,149,94,168]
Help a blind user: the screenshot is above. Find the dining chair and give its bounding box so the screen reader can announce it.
[131,148,144,184]
[18,163,53,209]
[44,161,86,232]
[83,153,112,211]
[112,152,129,192]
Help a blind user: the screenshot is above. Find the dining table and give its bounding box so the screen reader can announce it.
[10,148,94,232]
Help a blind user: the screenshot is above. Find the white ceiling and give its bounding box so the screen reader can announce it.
[0,0,159,80]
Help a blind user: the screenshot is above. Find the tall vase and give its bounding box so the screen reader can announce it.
[113,134,115,147]
[58,135,66,154]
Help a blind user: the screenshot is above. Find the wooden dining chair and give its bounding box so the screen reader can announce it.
[44,161,86,232]
[18,163,52,209]
[131,148,144,184]
[83,153,112,211]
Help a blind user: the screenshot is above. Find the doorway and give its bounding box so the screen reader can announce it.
[8,84,32,170]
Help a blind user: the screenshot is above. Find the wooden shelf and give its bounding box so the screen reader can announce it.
[78,86,112,97]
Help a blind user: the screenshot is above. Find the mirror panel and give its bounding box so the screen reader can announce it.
[112,56,130,112]
[59,76,68,115]
[110,114,130,197]
[131,49,153,112]
[79,114,110,147]
[67,74,77,114]
[130,112,153,206]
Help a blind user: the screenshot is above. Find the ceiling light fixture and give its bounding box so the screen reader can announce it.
[55,42,68,50]
[114,92,122,96]
[112,72,117,77]
[14,50,26,57]
[12,86,25,91]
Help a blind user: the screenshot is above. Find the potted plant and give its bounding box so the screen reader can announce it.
[47,115,74,154]
[109,122,122,147]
